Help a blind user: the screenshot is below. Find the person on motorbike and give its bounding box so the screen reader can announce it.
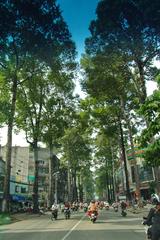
[120,201,127,216]
[83,202,88,212]
[51,203,58,219]
[112,201,119,211]
[143,199,160,240]
[88,200,98,217]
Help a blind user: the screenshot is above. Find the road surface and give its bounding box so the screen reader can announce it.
[0,208,146,240]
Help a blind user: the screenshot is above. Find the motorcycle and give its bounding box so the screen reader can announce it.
[90,211,97,223]
[121,209,127,217]
[51,209,58,220]
[105,205,109,210]
[114,206,118,212]
[143,217,160,240]
[64,208,71,219]
[88,211,97,223]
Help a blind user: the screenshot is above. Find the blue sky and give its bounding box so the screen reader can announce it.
[57,0,99,58]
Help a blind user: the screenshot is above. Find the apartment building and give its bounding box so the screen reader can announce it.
[1,146,29,202]
[28,148,50,205]
[116,147,154,200]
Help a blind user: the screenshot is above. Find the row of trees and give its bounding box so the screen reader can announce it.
[0,0,160,212]
[0,0,94,213]
[80,0,160,201]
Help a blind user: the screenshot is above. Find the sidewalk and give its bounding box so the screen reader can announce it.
[11,211,50,222]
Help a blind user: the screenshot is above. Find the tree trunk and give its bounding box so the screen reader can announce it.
[137,61,147,104]
[154,167,160,196]
[48,144,53,207]
[72,170,78,201]
[2,76,18,213]
[32,142,39,213]
[119,117,131,201]
[120,97,141,201]
[67,160,71,201]
[111,147,116,201]
[127,118,142,203]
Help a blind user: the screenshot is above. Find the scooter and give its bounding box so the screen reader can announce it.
[121,209,127,217]
[114,206,118,212]
[64,208,71,219]
[105,205,109,210]
[51,209,58,220]
[90,212,97,223]
[142,217,152,240]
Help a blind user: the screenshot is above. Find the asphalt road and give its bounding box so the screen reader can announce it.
[0,209,146,240]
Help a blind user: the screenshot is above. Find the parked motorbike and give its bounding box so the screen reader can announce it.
[51,209,58,220]
[64,208,71,219]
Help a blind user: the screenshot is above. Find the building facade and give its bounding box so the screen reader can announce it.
[116,147,155,200]
[1,146,29,203]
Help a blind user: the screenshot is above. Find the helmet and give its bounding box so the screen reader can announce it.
[151,194,160,205]
[91,200,95,203]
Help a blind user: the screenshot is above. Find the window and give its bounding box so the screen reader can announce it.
[139,166,154,182]
[21,187,26,193]
[15,185,19,193]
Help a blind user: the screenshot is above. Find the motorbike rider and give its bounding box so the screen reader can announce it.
[64,202,70,209]
[120,200,127,216]
[64,202,71,219]
[143,198,160,240]
[51,203,58,216]
[83,202,88,212]
[88,200,98,217]
[112,201,119,211]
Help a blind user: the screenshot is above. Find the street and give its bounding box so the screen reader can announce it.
[0,208,146,240]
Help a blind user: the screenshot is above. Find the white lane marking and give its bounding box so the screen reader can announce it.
[61,215,85,240]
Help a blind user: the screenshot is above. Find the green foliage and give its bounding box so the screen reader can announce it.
[85,0,160,103]
[0,0,76,68]
[139,78,160,166]
[144,141,160,167]
[61,127,91,170]
[0,72,10,125]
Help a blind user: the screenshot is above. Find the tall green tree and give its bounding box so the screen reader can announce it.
[61,127,91,202]
[0,0,75,212]
[16,60,48,212]
[139,77,160,194]
[42,84,77,206]
[81,53,141,201]
[85,0,160,103]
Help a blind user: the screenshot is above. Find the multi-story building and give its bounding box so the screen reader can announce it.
[1,145,61,207]
[127,148,154,199]
[1,146,29,203]
[116,147,155,200]
[28,147,50,205]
